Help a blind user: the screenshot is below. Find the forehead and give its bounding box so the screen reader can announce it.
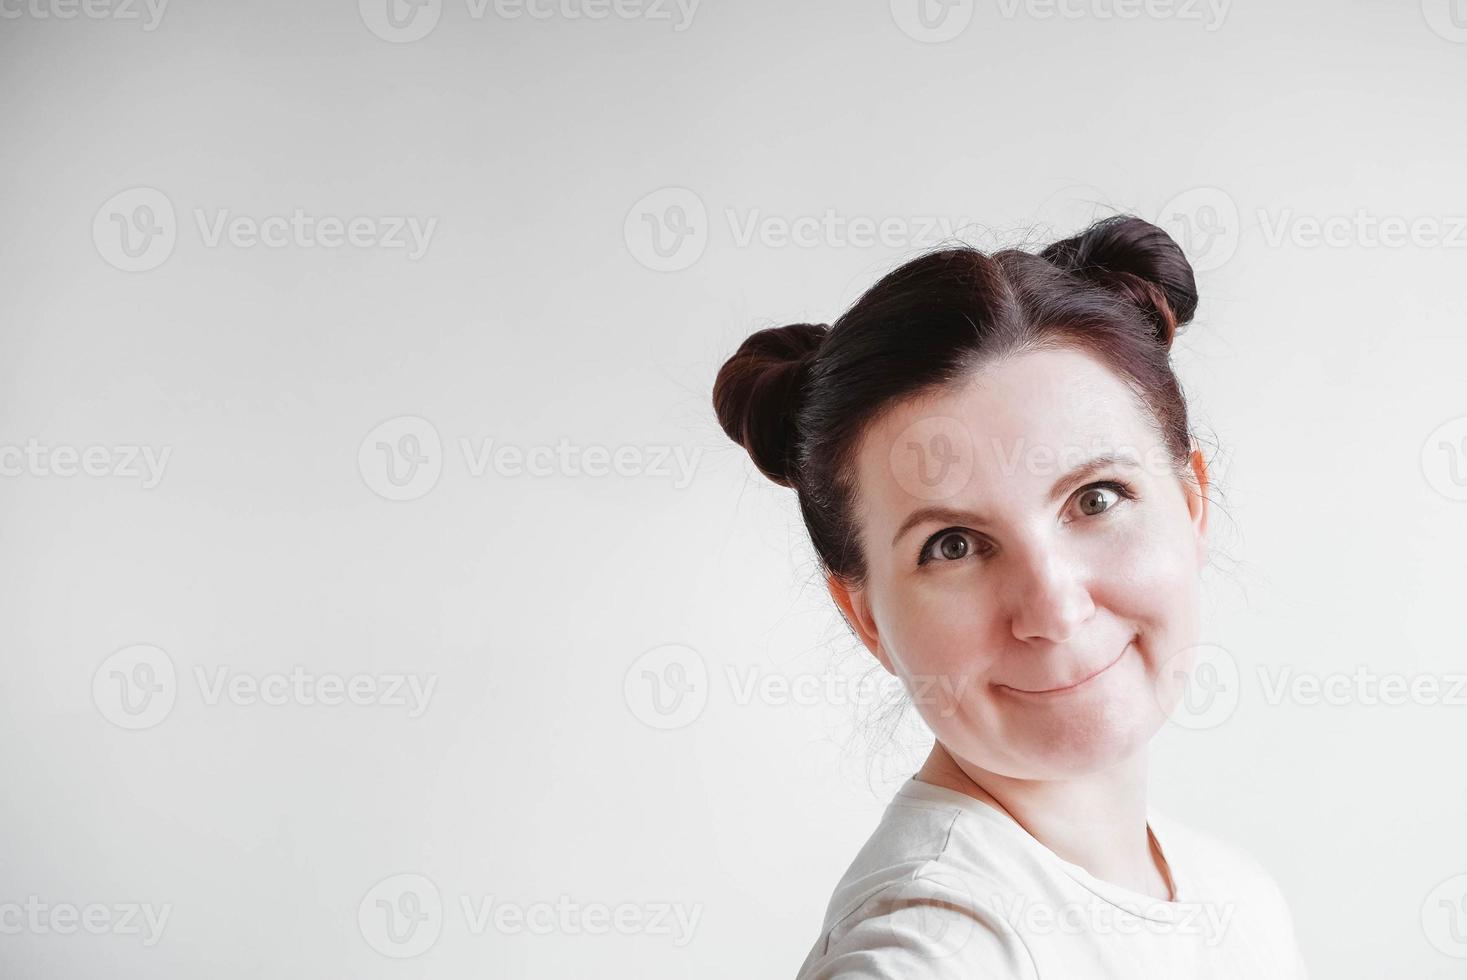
[852,345,1162,523]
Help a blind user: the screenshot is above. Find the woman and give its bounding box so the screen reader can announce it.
[712,216,1309,977]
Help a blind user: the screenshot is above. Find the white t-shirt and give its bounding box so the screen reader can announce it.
[795,778,1310,979]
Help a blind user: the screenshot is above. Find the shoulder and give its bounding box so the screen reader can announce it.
[796,788,1041,979]
[1155,810,1293,907]
[796,860,1039,980]
[812,786,1031,932]
[1152,811,1309,975]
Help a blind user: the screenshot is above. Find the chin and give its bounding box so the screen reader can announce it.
[995,692,1166,779]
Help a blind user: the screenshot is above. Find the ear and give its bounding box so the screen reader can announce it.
[1184,445,1210,568]
[825,573,895,675]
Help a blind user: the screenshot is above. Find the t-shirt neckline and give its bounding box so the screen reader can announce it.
[897,776,1191,924]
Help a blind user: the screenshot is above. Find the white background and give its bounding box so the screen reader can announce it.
[2,0,1466,977]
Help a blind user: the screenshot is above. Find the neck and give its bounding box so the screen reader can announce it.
[915,741,1173,902]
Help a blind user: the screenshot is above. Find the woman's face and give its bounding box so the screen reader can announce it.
[829,345,1210,780]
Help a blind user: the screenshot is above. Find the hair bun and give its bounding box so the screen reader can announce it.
[1039,215,1198,349]
[713,322,828,488]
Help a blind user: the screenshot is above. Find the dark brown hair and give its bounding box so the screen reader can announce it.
[712,214,1201,590]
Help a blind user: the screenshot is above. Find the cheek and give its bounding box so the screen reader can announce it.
[1097,507,1204,702]
[1099,502,1200,624]
[879,580,1001,683]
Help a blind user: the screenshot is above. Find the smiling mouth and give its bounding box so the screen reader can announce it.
[997,641,1134,697]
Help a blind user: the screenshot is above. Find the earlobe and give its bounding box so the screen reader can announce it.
[1187,446,1210,566]
[824,573,895,675]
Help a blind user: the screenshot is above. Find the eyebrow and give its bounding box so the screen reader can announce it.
[889,452,1143,548]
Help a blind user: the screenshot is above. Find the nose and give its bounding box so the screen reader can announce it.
[1006,538,1096,645]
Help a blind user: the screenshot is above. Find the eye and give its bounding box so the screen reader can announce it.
[1071,480,1135,519]
[915,480,1137,568]
[917,528,987,567]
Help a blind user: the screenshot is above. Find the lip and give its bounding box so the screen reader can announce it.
[997,641,1134,698]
